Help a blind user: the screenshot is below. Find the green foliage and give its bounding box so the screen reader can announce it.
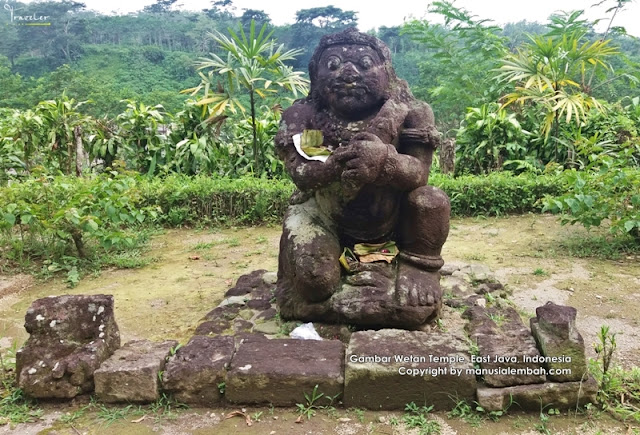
[589,325,640,422]
[432,172,567,216]
[0,172,159,274]
[455,103,530,174]
[402,1,510,128]
[138,175,294,225]
[403,402,440,434]
[0,108,45,175]
[187,20,308,176]
[295,384,341,420]
[117,100,168,176]
[35,95,93,176]
[542,165,640,243]
[0,385,43,426]
[496,10,633,166]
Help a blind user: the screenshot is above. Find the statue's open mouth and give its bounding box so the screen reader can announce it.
[332,82,369,97]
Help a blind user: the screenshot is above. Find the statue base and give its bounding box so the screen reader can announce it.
[276,261,442,330]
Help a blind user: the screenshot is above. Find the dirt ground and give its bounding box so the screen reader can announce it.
[1,214,639,434]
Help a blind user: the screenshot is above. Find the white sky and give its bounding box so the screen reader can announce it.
[19,0,640,36]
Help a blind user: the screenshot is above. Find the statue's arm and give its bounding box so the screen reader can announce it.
[379,100,439,190]
[275,101,340,192]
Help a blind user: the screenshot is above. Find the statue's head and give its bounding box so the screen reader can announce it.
[309,28,398,120]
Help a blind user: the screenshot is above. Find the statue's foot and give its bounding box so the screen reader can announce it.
[395,260,442,307]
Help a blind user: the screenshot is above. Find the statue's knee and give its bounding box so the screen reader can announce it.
[295,253,341,302]
[406,185,450,217]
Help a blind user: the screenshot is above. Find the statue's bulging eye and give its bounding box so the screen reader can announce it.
[361,56,374,70]
[327,56,341,71]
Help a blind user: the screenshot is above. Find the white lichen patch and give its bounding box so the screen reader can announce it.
[49,320,57,328]
[88,303,97,313]
[36,314,45,321]
[285,207,324,246]
[99,332,105,338]
[97,306,105,315]
[239,364,252,371]
[92,315,96,322]
[99,324,105,331]
[28,368,37,375]
[53,362,59,371]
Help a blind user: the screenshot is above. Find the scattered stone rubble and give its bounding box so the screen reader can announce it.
[17,263,596,411]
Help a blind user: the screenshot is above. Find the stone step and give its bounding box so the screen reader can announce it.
[344,329,477,410]
[226,336,344,406]
[94,339,177,403]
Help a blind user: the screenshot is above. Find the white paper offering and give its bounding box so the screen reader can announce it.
[292,133,329,163]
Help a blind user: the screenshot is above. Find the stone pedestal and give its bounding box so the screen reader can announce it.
[94,339,177,403]
[163,336,234,405]
[226,336,344,406]
[344,329,476,410]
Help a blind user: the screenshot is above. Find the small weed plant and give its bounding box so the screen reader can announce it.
[590,325,640,422]
[296,384,341,420]
[403,402,440,434]
[447,397,511,428]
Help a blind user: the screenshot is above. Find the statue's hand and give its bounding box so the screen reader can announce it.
[332,132,390,188]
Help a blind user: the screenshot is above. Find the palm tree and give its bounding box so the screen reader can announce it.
[186,20,309,175]
[495,11,618,163]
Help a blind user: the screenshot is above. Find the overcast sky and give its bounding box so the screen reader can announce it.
[17,0,640,36]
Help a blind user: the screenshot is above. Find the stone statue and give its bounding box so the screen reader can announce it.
[275,28,450,329]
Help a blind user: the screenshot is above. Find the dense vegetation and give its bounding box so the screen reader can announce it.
[1,0,639,276]
[1,1,640,425]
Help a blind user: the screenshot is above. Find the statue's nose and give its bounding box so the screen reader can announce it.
[341,63,359,82]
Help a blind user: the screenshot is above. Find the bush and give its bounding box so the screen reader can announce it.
[431,172,567,216]
[455,103,529,175]
[543,165,640,242]
[0,172,158,272]
[138,174,294,225]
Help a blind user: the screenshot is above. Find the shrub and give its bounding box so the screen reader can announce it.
[432,172,567,216]
[137,174,294,225]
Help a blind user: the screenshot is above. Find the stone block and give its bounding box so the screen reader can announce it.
[344,329,476,410]
[16,294,120,399]
[226,336,344,406]
[477,377,597,411]
[94,339,177,403]
[466,306,546,387]
[531,302,587,382]
[163,336,234,405]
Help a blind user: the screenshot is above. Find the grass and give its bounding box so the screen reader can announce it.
[559,233,640,260]
[0,383,43,426]
[532,268,549,276]
[91,393,187,426]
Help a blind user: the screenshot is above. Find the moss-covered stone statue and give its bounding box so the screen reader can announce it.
[275,28,450,329]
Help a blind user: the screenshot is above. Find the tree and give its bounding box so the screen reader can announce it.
[496,11,620,163]
[402,1,510,129]
[186,20,309,175]
[143,0,180,14]
[240,9,270,30]
[288,6,358,69]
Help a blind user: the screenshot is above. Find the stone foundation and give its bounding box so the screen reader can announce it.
[17,265,597,413]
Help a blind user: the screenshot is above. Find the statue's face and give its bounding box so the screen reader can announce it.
[315,44,388,119]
